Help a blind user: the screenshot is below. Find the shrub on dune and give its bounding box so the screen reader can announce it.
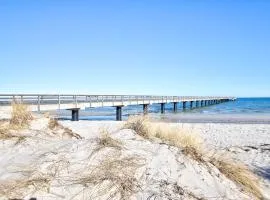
[10,102,33,129]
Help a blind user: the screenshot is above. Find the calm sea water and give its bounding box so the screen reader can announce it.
[59,98,270,121]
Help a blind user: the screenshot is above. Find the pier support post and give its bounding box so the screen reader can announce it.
[201,100,204,107]
[190,101,193,109]
[68,108,80,121]
[183,101,186,110]
[143,104,149,115]
[173,102,178,112]
[196,101,199,107]
[116,106,123,121]
[161,103,165,114]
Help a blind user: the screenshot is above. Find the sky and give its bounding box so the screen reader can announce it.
[1,0,270,97]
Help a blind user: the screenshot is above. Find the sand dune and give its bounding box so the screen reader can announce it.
[0,116,269,199]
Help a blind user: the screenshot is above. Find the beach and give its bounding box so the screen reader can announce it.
[2,0,270,198]
[1,113,270,199]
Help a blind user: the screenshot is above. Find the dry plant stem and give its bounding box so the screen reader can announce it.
[72,154,143,199]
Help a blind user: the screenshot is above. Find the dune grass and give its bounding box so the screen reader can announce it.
[96,128,123,150]
[73,154,142,199]
[124,115,263,199]
[124,115,204,162]
[0,125,11,140]
[0,123,27,145]
[0,102,32,143]
[48,118,82,139]
[0,170,52,198]
[210,157,262,200]
[9,102,33,129]
[48,118,60,130]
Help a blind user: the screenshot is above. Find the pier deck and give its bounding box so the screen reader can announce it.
[0,94,236,121]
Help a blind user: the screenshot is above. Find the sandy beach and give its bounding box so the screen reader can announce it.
[2,0,270,199]
[1,114,270,200]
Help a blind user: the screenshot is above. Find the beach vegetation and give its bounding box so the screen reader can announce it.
[48,118,82,139]
[72,154,142,199]
[10,102,33,129]
[0,169,52,198]
[96,128,123,150]
[48,118,60,130]
[210,156,262,200]
[124,115,262,199]
[124,115,204,162]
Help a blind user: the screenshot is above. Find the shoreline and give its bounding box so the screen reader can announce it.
[55,112,270,124]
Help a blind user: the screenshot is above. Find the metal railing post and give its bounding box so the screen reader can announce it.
[58,95,61,110]
[38,95,41,111]
[89,96,92,107]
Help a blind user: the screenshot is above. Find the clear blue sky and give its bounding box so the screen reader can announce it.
[1,0,270,97]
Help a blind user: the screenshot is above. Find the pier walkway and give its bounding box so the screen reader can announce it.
[0,94,235,121]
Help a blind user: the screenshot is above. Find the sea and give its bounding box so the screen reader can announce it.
[57,98,270,123]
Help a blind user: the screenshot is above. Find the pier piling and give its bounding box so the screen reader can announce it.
[173,102,178,112]
[161,103,165,114]
[68,108,80,121]
[143,104,149,115]
[116,106,123,121]
[183,101,187,110]
[190,101,193,109]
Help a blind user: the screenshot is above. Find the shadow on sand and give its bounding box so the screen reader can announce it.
[256,166,270,181]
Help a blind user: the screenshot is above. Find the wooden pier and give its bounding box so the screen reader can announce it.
[0,94,236,121]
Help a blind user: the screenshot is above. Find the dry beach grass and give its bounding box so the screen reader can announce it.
[0,102,32,142]
[124,115,204,162]
[72,154,143,199]
[10,102,33,129]
[124,115,263,199]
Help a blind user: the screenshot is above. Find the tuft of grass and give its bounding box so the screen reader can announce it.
[124,116,203,162]
[48,118,82,139]
[155,125,204,162]
[0,171,52,198]
[123,115,152,138]
[48,118,60,130]
[0,124,27,144]
[63,127,82,139]
[210,157,263,200]
[10,102,33,129]
[97,128,122,150]
[73,154,142,199]
[0,125,11,140]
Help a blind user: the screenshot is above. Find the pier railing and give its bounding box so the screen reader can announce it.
[0,94,234,106]
[0,94,235,121]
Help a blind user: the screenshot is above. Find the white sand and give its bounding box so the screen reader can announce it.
[0,118,269,199]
